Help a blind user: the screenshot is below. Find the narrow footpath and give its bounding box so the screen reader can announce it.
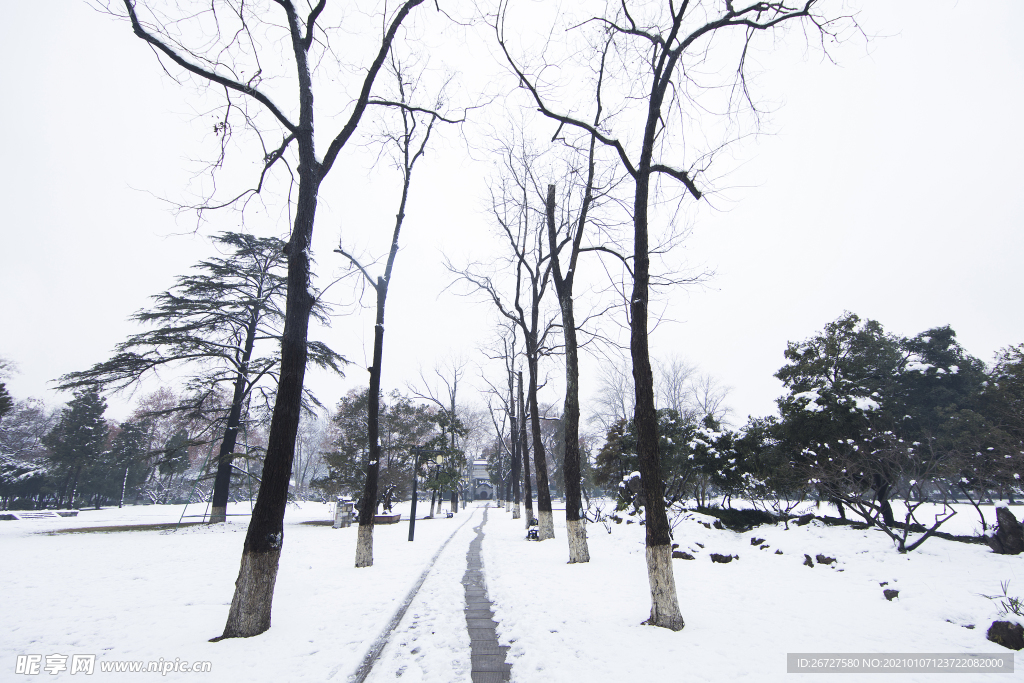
[462,507,511,683]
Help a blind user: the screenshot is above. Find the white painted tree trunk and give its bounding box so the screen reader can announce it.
[512,502,521,519]
[537,509,555,540]
[645,545,684,630]
[210,506,227,524]
[505,499,511,512]
[220,547,281,638]
[354,524,374,568]
[567,519,590,563]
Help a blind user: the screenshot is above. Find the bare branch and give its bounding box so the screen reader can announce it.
[122,0,298,134]
[302,0,327,51]
[320,0,427,176]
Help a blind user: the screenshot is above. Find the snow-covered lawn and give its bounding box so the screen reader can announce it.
[486,502,1021,682]
[3,501,475,682]
[3,500,1021,681]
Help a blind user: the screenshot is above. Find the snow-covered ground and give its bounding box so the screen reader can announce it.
[3,501,475,682]
[3,500,1021,681]
[487,503,1021,682]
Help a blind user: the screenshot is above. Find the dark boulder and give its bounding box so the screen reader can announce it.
[987,507,1024,555]
[986,621,1024,650]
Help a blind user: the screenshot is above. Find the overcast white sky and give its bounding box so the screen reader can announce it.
[1,1,1022,432]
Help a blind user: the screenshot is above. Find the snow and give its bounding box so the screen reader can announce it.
[3,501,473,682]
[793,390,825,412]
[3,500,1023,681]
[851,396,881,412]
[905,360,934,373]
[484,503,1022,683]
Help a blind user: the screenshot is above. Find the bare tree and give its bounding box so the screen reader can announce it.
[591,354,636,433]
[449,136,561,540]
[110,0,442,638]
[485,401,512,508]
[292,411,330,500]
[518,371,535,527]
[495,0,857,630]
[335,56,449,568]
[597,353,728,428]
[482,326,524,517]
[656,355,698,422]
[547,175,595,562]
[689,373,731,424]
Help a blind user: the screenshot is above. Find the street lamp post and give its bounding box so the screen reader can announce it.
[408,446,444,542]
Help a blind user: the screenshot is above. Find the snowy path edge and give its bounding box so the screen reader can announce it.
[336,508,479,683]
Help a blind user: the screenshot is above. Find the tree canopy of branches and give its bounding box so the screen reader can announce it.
[42,389,109,509]
[450,136,565,540]
[482,327,523,518]
[56,232,343,523]
[596,408,736,511]
[110,0,446,638]
[0,397,55,509]
[313,388,436,507]
[494,0,858,630]
[334,56,450,568]
[774,312,1011,551]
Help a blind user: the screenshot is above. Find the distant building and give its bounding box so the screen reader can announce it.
[471,460,493,500]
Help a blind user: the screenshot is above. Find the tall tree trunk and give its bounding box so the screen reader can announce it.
[527,353,555,540]
[632,166,683,631]
[518,372,534,528]
[210,314,259,523]
[355,277,389,568]
[545,184,589,562]
[121,0,427,641]
[219,145,319,639]
[510,390,522,520]
[342,72,433,566]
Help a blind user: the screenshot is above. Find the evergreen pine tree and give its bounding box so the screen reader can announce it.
[56,233,345,521]
[106,421,151,507]
[0,383,12,423]
[44,388,108,508]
